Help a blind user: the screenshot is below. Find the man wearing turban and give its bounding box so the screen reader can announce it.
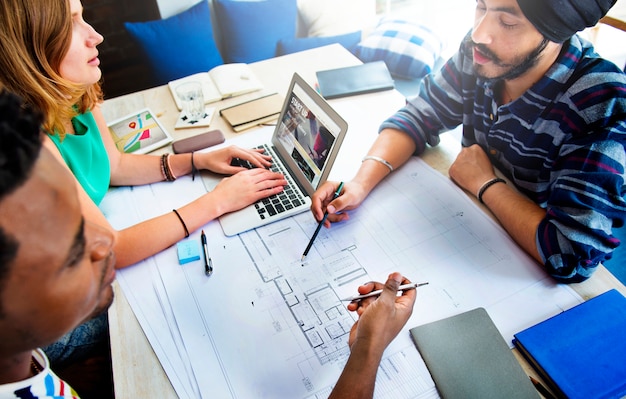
[312,0,626,283]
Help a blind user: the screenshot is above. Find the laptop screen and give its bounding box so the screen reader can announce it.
[272,73,347,193]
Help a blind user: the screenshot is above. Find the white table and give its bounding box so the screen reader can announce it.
[103,44,626,399]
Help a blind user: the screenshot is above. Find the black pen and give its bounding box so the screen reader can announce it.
[201,230,213,276]
[301,182,344,261]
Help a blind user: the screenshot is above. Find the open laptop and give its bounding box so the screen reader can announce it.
[217,73,348,236]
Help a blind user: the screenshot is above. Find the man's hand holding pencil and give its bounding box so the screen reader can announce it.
[346,272,418,350]
[328,272,419,399]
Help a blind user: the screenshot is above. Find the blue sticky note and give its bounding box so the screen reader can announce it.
[177,240,200,265]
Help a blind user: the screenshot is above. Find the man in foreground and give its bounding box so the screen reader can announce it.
[313,0,626,283]
[0,90,415,398]
[0,90,116,396]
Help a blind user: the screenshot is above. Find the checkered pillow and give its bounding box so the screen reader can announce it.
[356,18,443,80]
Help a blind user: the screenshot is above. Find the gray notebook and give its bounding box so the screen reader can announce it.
[316,61,395,99]
[410,308,538,399]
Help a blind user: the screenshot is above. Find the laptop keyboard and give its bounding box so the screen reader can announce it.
[231,144,306,220]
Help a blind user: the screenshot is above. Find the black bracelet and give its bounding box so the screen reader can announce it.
[191,152,198,181]
[477,178,506,204]
[172,209,190,238]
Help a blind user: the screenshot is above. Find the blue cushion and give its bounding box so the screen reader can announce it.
[276,31,362,56]
[215,0,297,63]
[355,18,442,80]
[124,1,223,85]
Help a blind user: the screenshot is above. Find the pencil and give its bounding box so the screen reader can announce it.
[340,282,429,301]
[301,182,344,260]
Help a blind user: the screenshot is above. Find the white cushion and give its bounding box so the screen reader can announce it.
[355,18,443,79]
[297,0,376,37]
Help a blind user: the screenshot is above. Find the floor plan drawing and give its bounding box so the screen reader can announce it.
[105,156,583,399]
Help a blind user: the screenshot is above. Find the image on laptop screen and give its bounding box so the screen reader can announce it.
[217,73,348,236]
[273,77,343,190]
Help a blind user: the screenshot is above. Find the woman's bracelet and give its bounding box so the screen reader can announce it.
[160,154,168,181]
[477,177,506,204]
[191,152,198,181]
[172,209,189,238]
[165,153,176,181]
[362,155,394,172]
[161,153,176,182]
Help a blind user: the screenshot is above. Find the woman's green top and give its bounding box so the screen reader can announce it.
[49,110,111,205]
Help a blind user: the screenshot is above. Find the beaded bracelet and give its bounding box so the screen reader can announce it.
[477,177,506,204]
[362,155,394,172]
[161,153,176,182]
[160,154,168,181]
[172,209,189,238]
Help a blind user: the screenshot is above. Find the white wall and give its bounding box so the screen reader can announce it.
[157,0,199,18]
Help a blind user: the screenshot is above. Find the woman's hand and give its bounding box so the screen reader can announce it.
[194,145,273,175]
[210,168,287,215]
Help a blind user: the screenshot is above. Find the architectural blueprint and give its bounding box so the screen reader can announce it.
[101,153,582,399]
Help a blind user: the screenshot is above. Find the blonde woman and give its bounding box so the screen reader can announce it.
[0,0,287,269]
[0,0,286,371]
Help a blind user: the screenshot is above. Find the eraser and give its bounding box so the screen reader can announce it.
[177,241,200,265]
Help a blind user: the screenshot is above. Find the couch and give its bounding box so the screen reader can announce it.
[124,0,443,96]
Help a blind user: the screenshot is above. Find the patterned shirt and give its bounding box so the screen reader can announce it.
[380,34,626,282]
[0,349,79,398]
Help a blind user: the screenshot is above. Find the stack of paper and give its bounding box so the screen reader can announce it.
[101,137,584,399]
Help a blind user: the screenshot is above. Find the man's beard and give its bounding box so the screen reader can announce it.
[468,36,549,81]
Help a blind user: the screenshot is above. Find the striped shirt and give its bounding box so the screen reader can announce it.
[0,349,79,398]
[380,34,626,282]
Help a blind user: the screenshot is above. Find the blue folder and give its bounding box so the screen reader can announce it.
[514,289,626,399]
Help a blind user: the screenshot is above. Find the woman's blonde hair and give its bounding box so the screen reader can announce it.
[0,0,103,136]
